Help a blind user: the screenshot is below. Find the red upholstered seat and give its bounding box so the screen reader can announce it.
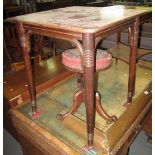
[62,48,112,72]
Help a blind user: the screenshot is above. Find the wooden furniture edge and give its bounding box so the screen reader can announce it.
[10,108,81,155]
[9,80,152,155]
[107,82,152,154]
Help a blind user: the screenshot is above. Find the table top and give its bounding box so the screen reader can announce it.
[6,5,151,33]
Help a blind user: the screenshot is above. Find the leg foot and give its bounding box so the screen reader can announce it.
[31,109,42,119]
[96,92,117,123]
[57,89,83,120]
[123,101,131,108]
[81,145,98,154]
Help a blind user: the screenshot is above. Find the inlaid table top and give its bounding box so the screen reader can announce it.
[6,5,151,33]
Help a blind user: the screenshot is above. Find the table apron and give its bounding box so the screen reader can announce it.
[23,25,82,41]
[95,19,135,42]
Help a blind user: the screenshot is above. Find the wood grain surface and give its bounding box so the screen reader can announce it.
[5,6,151,33]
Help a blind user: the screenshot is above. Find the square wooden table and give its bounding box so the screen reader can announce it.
[6,5,151,147]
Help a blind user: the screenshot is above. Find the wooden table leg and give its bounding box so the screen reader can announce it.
[82,33,95,146]
[128,26,132,45]
[16,22,37,114]
[127,17,139,103]
[116,31,121,45]
[115,31,121,64]
[3,36,13,63]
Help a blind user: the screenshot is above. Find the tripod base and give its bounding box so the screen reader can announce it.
[57,89,117,123]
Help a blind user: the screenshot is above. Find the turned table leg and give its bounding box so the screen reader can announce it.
[127,17,139,104]
[82,33,95,146]
[16,22,37,114]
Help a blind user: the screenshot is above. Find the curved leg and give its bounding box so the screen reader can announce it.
[57,89,84,120]
[95,92,117,123]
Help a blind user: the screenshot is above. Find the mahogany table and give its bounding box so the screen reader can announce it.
[6,5,151,146]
